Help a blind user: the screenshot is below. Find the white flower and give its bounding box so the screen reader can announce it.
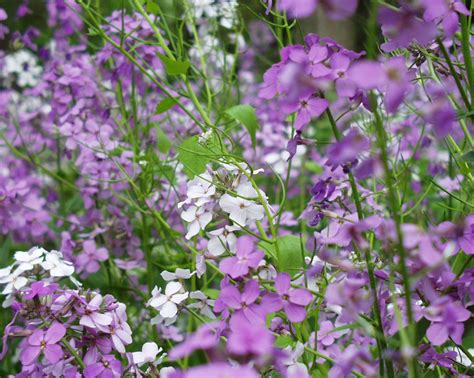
[207,225,239,256]
[188,290,216,319]
[186,173,216,206]
[282,342,310,378]
[181,206,213,239]
[3,50,42,87]
[0,269,28,295]
[198,130,213,143]
[219,182,265,226]
[0,266,12,280]
[14,247,45,273]
[41,250,75,277]
[150,313,177,327]
[195,254,207,278]
[132,342,163,366]
[219,0,238,28]
[190,0,218,19]
[161,268,194,281]
[264,146,306,176]
[148,282,189,319]
[160,367,176,378]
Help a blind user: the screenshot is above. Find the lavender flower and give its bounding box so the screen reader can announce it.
[20,322,66,365]
[219,236,264,278]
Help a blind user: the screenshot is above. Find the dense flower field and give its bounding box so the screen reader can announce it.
[0,0,473,377]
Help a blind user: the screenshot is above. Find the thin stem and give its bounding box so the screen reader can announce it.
[370,93,417,377]
[459,13,474,104]
[62,339,86,370]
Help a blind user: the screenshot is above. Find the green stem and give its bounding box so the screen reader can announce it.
[460,14,474,104]
[437,39,474,148]
[370,93,417,378]
[62,339,86,370]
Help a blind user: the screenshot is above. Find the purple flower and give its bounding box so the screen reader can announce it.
[20,322,66,365]
[304,44,331,77]
[436,215,474,254]
[181,362,260,378]
[423,83,457,137]
[263,273,312,322]
[83,355,122,378]
[228,315,274,356]
[219,280,264,324]
[420,345,458,371]
[325,276,372,323]
[349,56,413,113]
[107,303,132,353]
[317,320,343,346]
[321,0,358,20]
[287,131,313,159]
[219,236,264,278]
[24,282,58,300]
[325,128,370,171]
[168,322,223,360]
[422,0,470,37]
[424,299,471,345]
[76,240,109,275]
[311,179,336,202]
[0,7,8,40]
[328,345,375,378]
[283,94,329,131]
[330,52,357,98]
[278,0,317,18]
[78,294,113,330]
[378,5,437,52]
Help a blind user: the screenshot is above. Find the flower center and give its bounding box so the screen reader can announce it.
[386,67,400,81]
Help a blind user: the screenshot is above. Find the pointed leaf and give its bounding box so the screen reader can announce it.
[226,104,259,148]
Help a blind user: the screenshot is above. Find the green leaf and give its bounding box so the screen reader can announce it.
[156,97,177,114]
[87,28,99,37]
[457,110,474,119]
[203,288,220,300]
[275,335,293,348]
[177,136,211,177]
[145,0,160,15]
[461,151,474,163]
[260,235,305,276]
[157,52,190,76]
[305,161,323,174]
[226,104,259,148]
[463,318,474,348]
[156,128,171,154]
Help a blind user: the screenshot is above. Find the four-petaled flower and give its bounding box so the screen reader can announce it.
[219,236,263,278]
[148,282,189,319]
[84,355,122,378]
[181,205,213,240]
[263,273,312,322]
[219,182,265,227]
[20,322,66,365]
[132,342,163,366]
[79,294,113,330]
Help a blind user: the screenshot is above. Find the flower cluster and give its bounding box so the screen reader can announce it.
[0,0,473,377]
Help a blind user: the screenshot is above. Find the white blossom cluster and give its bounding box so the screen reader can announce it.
[0,246,76,306]
[189,0,238,29]
[188,0,244,91]
[147,268,216,323]
[2,49,42,87]
[179,163,266,248]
